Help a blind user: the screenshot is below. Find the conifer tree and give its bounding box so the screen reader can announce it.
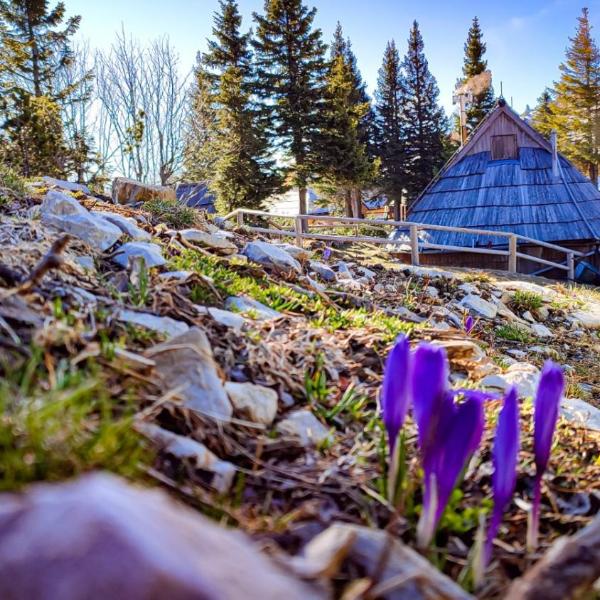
[319,23,376,216]
[253,0,327,216]
[551,8,600,183]
[531,88,555,138]
[187,0,279,212]
[0,0,88,177]
[374,40,405,220]
[460,16,495,132]
[319,28,376,217]
[400,21,448,205]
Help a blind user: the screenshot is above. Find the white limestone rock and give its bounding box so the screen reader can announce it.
[113,242,166,268]
[225,296,281,320]
[95,211,151,240]
[225,382,278,425]
[277,410,331,447]
[243,240,302,273]
[458,294,498,319]
[117,309,189,339]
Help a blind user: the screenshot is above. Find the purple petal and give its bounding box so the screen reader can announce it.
[465,315,474,334]
[381,335,411,453]
[411,343,448,452]
[534,361,564,475]
[485,386,520,563]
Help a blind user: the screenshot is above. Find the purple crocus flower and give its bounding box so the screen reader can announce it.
[484,386,520,565]
[528,361,564,551]
[412,344,486,548]
[380,335,411,454]
[323,248,332,261]
[465,315,474,334]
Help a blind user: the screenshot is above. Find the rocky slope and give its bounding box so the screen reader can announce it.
[0,179,598,599]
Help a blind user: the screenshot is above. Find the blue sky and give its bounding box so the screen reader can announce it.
[67,0,600,114]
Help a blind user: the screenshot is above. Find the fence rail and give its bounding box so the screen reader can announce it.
[221,209,583,280]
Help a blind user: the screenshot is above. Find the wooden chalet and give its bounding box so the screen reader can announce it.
[408,99,600,277]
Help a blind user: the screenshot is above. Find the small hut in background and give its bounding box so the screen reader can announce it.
[408,100,600,277]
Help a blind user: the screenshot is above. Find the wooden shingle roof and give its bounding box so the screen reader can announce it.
[408,102,600,246]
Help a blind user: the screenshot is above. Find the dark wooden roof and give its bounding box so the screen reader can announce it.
[409,102,600,246]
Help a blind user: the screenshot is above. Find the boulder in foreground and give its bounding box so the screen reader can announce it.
[112,177,176,205]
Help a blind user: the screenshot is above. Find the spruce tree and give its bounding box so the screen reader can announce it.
[0,0,88,177]
[551,8,600,183]
[319,29,376,217]
[253,0,327,216]
[400,21,448,205]
[188,0,279,212]
[460,16,495,132]
[374,40,405,220]
[531,88,555,138]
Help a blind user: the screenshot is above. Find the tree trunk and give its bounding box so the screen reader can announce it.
[589,163,598,186]
[351,189,363,219]
[298,187,308,233]
[393,197,401,221]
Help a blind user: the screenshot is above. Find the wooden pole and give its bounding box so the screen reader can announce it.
[409,225,420,266]
[567,252,575,281]
[295,216,304,248]
[508,235,517,273]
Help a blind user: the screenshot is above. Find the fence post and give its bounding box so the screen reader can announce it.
[295,216,304,248]
[508,235,517,273]
[567,252,575,281]
[236,211,244,228]
[409,225,420,266]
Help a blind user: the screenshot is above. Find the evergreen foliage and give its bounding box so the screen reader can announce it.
[400,21,448,205]
[531,88,555,138]
[459,16,495,133]
[186,0,279,212]
[0,0,91,178]
[374,40,405,218]
[252,0,327,215]
[318,24,377,216]
[551,8,600,183]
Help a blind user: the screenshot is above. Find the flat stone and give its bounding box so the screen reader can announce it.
[146,327,232,422]
[275,243,311,261]
[277,410,331,447]
[496,280,557,302]
[309,260,337,282]
[95,211,151,240]
[112,177,176,204]
[481,362,539,398]
[506,349,527,359]
[458,294,498,319]
[159,271,193,281]
[571,301,600,329]
[196,305,246,332]
[243,240,301,273]
[0,474,323,599]
[113,242,166,268]
[522,310,536,323]
[225,296,281,320]
[495,300,526,324]
[560,398,600,431]
[335,261,354,279]
[532,322,553,338]
[136,423,235,492]
[41,176,91,195]
[403,265,458,280]
[425,286,439,299]
[336,278,363,292]
[537,306,550,320]
[117,309,189,339]
[225,382,278,425]
[393,306,426,323]
[458,282,479,295]
[41,191,123,251]
[180,229,237,254]
[357,266,376,281]
[75,255,95,270]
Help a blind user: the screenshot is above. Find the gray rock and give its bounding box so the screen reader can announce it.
[275,243,311,261]
[113,242,166,268]
[180,229,237,254]
[41,176,91,195]
[496,280,557,301]
[95,211,151,240]
[357,266,377,281]
[74,255,95,271]
[506,348,527,359]
[0,473,324,600]
[532,322,553,338]
[146,327,232,422]
[243,240,301,273]
[560,398,600,431]
[159,271,193,281]
[225,296,281,320]
[522,310,536,323]
[309,260,337,282]
[481,362,539,398]
[458,282,479,295]
[458,294,498,319]
[196,305,246,332]
[225,382,278,425]
[425,286,439,299]
[117,309,189,339]
[571,301,600,329]
[537,306,550,321]
[277,410,331,447]
[336,278,363,292]
[136,422,235,493]
[335,261,354,279]
[41,191,122,251]
[403,265,458,280]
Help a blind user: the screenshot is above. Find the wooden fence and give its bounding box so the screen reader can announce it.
[222,209,583,280]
